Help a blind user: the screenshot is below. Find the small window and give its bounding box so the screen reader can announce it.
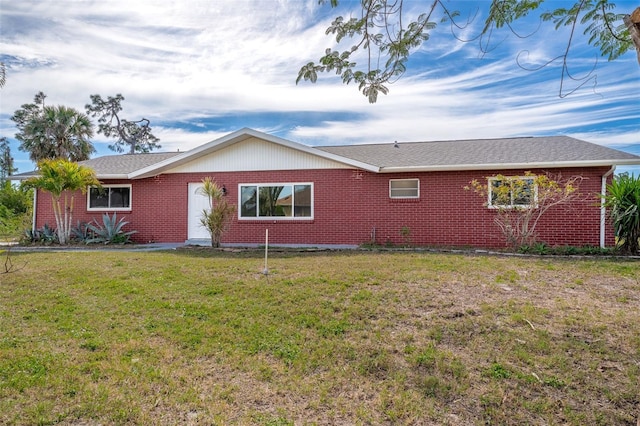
[488,176,536,208]
[390,179,419,199]
[88,185,131,210]
[239,183,312,220]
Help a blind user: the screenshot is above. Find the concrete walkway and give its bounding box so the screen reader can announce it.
[4,242,185,252]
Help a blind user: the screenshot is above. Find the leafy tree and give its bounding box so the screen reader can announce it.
[0,181,33,241]
[85,94,161,154]
[466,172,582,248]
[0,137,17,183]
[298,1,639,102]
[23,159,100,245]
[11,92,96,162]
[0,181,31,218]
[603,173,640,254]
[0,139,32,248]
[197,177,235,248]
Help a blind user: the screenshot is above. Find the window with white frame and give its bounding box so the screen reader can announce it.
[488,176,536,208]
[389,179,419,199]
[239,183,312,219]
[88,185,132,210]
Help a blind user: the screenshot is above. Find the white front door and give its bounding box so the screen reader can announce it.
[188,182,211,240]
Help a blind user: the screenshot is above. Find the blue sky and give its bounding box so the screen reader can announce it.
[1,0,638,175]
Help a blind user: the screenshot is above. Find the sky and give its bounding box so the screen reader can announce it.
[1,0,639,176]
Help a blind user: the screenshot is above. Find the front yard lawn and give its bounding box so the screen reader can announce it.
[1,250,638,425]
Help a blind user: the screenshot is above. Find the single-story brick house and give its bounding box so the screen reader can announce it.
[18,128,640,248]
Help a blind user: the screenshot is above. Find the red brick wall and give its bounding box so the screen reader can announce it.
[33,167,615,248]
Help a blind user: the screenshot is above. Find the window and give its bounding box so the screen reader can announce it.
[389,179,419,199]
[88,185,131,210]
[488,176,536,208]
[239,183,312,219]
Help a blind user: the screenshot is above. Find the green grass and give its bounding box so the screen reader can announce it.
[1,249,639,425]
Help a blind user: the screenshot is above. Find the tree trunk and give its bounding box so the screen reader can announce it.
[52,198,65,245]
[624,7,640,65]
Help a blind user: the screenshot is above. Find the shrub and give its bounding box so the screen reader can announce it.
[0,182,32,240]
[603,173,640,255]
[197,177,235,248]
[22,224,57,245]
[466,172,582,248]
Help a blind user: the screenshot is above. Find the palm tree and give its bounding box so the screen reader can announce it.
[21,105,95,162]
[24,159,100,244]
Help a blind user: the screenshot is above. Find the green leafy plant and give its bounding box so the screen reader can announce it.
[85,213,137,244]
[197,177,236,248]
[22,223,57,245]
[518,242,550,255]
[0,181,33,240]
[70,221,93,244]
[484,362,511,379]
[400,226,412,247]
[299,1,636,102]
[602,173,640,254]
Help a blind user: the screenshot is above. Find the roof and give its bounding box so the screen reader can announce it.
[78,152,182,178]
[317,136,640,172]
[11,130,640,180]
[11,152,182,180]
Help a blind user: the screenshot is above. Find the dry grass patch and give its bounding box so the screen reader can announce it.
[0,250,638,425]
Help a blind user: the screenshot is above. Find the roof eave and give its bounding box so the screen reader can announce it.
[9,173,37,181]
[11,172,133,181]
[96,174,131,180]
[379,159,640,173]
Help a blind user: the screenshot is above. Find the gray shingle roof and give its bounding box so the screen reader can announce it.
[77,152,182,177]
[11,152,183,179]
[317,136,640,171]
[11,132,639,180]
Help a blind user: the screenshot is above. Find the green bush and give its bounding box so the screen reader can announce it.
[197,177,235,248]
[0,182,32,239]
[22,224,57,245]
[518,244,614,256]
[603,173,640,254]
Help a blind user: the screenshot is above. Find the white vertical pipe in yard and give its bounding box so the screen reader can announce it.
[600,166,615,248]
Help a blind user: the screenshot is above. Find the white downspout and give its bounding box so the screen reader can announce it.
[31,189,38,233]
[600,166,615,248]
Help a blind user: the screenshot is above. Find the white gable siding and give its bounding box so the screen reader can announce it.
[165,137,353,173]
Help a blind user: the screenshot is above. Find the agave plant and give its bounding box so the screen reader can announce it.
[22,223,57,245]
[85,213,137,244]
[70,221,92,244]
